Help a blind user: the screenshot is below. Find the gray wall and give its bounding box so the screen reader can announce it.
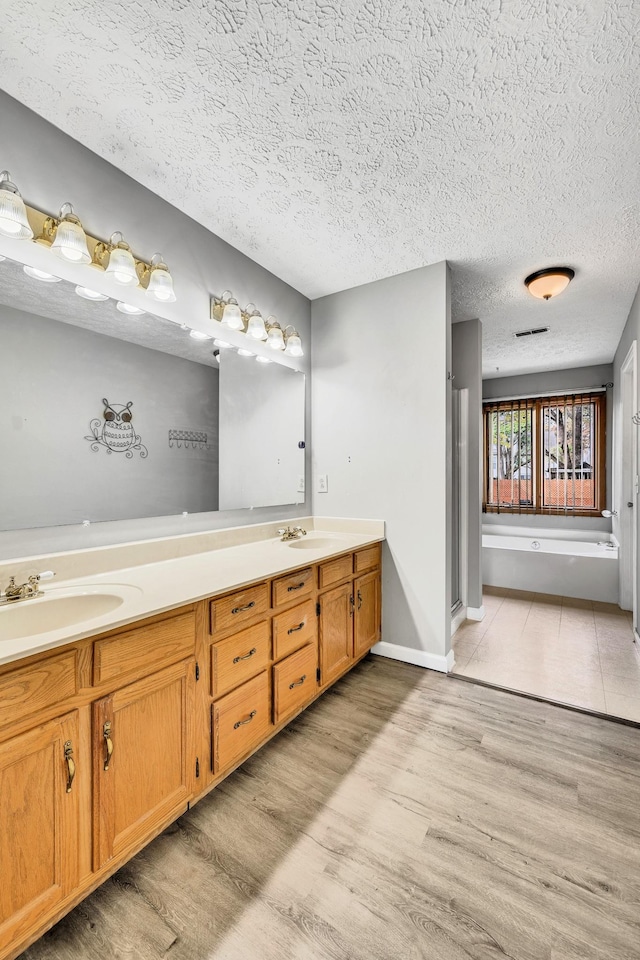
[0,91,311,558]
[0,305,219,530]
[452,319,483,609]
[311,261,452,666]
[483,364,614,533]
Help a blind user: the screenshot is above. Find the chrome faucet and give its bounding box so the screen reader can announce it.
[0,571,55,604]
[277,526,307,542]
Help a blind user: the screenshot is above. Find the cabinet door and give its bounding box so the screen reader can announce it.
[93,659,195,870]
[0,712,79,954]
[319,583,353,687]
[354,571,381,658]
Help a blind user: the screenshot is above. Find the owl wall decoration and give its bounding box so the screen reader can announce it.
[85,399,148,458]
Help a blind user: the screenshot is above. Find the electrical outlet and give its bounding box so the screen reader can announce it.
[317,474,328,493]
[297,475,305,494]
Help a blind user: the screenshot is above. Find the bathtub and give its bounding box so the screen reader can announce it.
[482,527,619,602]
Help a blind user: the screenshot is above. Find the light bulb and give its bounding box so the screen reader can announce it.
[213,338,233,349]
[23,265,61,282]
[266,320,285,350]
[237,347,255,357]
[116,301,145,315]
[146,257,176,302]
[189,330,212,341]
[76,286,109,301]
[51,204,91,263]
[246,311,267,340]
[284,330,303,357]
[221,298,243,330]
[0,171,33,240]
[256,355,272,364]
[105,234,138,285]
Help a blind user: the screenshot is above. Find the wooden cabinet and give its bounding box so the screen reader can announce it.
[354,571,381,658]
[272,599,316,661]
[211,621,271,698]
[212,672,270,775]
[0,711,79,955]
[273,643,317,724]
[92,659,195,870]
[319,583,354,686]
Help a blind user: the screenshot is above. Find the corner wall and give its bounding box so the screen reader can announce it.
[311,261,452,670]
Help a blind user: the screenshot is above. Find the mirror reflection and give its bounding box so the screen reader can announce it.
[0,256,305,531]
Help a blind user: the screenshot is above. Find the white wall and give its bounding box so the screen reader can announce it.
[0,91,311,559]
[311,261,452,671]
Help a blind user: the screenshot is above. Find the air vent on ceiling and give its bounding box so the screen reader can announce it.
[514,326,550,339]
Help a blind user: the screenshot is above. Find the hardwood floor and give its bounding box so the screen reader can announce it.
[21,656,640,960]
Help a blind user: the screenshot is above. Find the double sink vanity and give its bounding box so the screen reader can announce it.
[0,517,383,960]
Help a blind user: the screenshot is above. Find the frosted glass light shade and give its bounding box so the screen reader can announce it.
[51,208,91,263]
[23,265,61,282]
[147,264,176,302]
[284,331,303,357]
[0,172,33,240]
[222,300,243,330]
[237,347,255,357]
[266,321,285,350]
[246,312,267,340]
[76,285,109,301]
[116,301,145,315]
[256,355,272,364]
[524,267,574,301]
[213,338,233,349]
[189,330,212,341]
[106,245,138,285]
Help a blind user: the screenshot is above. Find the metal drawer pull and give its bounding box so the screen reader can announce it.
[234,710,257,730]
[357,590,363,610]
[233,647,257,664]
[103,721,114,771]
[231,601,255,614]
[64,740,76,793]
[287,622,305,635]
[287,581,306,592]
[289,675,307,690]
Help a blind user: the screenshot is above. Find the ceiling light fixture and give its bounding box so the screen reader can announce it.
[212,291,244,330]
[101,232,139,285]
[265,318,285,350]
[50,203,91,263]
[75,285,109,301]
[211,295,304,360]
[244,303,267,340]
[116,301,145,316]
[284,326,304,357]
[524,267,574,301]
[23,264,61,282]
[0,171,33,239]
[141,252,176,302]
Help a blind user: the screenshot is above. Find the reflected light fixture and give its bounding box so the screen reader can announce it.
[256,355,272,364]
[23,264,61,282]
[50,203,91,263]
[0,171,33,239]
[116,301,145,315]
[245,304,267,340]
[265,318,285,350]
[237,347,255,357]
[213,349,221,364]
[76,285,109,301]
[189,329,212,341]
[144,253,176,302]
[524,267,574,301]
[0,254,5,261]
[104,232,138,285]
[284,326,303,357]
[213,338,233,349]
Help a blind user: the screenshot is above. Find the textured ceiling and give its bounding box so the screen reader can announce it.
[1,0,640,377]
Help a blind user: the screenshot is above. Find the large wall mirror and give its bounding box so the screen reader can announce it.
[0,255,305,531]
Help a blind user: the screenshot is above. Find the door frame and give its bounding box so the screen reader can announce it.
[619,341,637,626]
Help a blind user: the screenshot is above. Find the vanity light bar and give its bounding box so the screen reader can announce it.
[211,293,304,359]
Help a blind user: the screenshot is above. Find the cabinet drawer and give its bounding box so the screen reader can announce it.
[355,543,381,574]
[272,599,317,662]
[272,567,314,608]
[319,553,353,589]
[211,621,271,698]
[210,583,270,635]
[212,671,270,774]
[93,610,194,687]
[273,644,317,725]
[0,650,77,729]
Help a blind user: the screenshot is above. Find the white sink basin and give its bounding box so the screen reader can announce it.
[288,536,351,550]
[0,585,142,641]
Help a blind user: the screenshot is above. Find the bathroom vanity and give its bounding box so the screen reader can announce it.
[0,524,382,960]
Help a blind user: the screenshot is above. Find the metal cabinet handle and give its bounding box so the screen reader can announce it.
[287,582,306,592]
[233,647,257,664]
[103,721,113,771]
[234,710,257,730]
[231,601,255,614]
[64,740,76,793]
[357,590,363,610]
[289,675,306,690]
[349,594,354,617]
[287,622,305,635]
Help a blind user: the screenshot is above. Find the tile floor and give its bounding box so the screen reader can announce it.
[452,587,640,721]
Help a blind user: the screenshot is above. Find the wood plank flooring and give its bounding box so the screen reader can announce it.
[21,656,640,960]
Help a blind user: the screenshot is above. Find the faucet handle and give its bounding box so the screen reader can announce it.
[277,528,286,536]
[294,526,307,536]
[38,570,55,581]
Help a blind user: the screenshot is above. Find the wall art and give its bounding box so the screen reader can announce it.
[85,398,148,458]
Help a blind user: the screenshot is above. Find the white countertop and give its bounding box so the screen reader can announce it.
[0,518,384,667]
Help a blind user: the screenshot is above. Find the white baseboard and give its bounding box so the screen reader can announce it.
[371,641,454,674]
[466,605,485,621]
[634,629,640,645]
[451,606,467,636]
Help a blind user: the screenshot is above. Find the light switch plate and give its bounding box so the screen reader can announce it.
[297,475,305,494]
[317,474,328,493]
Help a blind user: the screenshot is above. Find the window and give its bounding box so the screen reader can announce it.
[483,392,606,516]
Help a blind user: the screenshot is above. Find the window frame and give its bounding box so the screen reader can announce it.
[483,392,606,517]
